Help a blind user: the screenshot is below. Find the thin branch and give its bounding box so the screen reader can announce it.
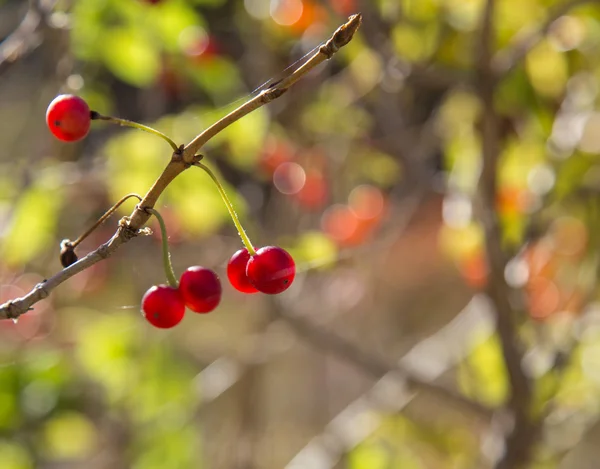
[491,0,600,77]
[285,296,497,469]
[0,0,48,76]
[182,13,362,160]
[476,1,538,467]
[276,307,493,420]
[0,15,362,320]
[0,223,139,320]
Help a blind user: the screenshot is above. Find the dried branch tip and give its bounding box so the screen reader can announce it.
[322,13,362,57]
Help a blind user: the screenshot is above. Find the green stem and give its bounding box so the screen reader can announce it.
[91,112,179,152]
[147,208,178,288]
[194,162,256,256]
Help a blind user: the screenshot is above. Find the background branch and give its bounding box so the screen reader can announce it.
[477,0,538,467]
[275,306,493,420]
[0,0,49,76]
[491,0,599,77]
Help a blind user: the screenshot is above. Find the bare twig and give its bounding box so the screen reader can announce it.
[491,0,600,77]
[0,0,48,76]
[182,13,362,160]
[0,222,139,320]
[0,14,362,320]
[285,296,497,469]
[276,307,493,420]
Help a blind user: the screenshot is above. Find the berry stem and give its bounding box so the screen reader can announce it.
[91,111,179,152]
[147,208,178,288]
[193,162,256,256]
[70,193,143,249]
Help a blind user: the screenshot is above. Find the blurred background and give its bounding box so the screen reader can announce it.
[1,0,600,467]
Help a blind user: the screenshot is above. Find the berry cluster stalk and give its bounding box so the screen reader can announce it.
[147,208,178,288]
[194,162,256,256]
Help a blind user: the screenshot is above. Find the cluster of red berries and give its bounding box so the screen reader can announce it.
[143,246,295,328]
[46,94,297,329]
[227,246,295,295]
[143,267,221,328]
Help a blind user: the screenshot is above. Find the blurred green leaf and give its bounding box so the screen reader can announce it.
[186,57,244,102]
[151,2,204,53]
[225,108,269,169]
[526,40,569,98]
[166,164,242,236]
[293,231,338,270]
[132,425,198,469]
[459,333,509,406]
[0,441,33,469]
[1,170,64,267]
[102,27,161,87]
[76,312,138,401]
[349,442,390,469]
[41,412,97,460]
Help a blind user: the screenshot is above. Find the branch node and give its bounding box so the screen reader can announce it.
[34,282,49,299]
[119,216,142,241]
[4,302,19,320]
[264,87,287,101]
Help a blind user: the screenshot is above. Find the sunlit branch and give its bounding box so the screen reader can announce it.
[0,15,363,320]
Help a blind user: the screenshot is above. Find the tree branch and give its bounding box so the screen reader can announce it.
[491,0,599,77]
[276,307,493,420]
[0,222,138,319]
[0,0,49,76]
[0,14,362,320]
[476,1,538,467]
[181,13,362,160]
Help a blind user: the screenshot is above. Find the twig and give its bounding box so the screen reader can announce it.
[276,307,493,420]
[0,14,362,320]
[0,222,139,320]
[0,0,48,76]
[476,1,538,468]
[127,14,362,229]
[182,13,362,159]
[491,0,600,77]
[285,296,497,469]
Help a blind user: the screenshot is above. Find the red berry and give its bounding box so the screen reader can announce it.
[46,94,91,142]
[227,248,258,294]
[179,266,222,313]
[141,285,185,328]
[246,246,295,294]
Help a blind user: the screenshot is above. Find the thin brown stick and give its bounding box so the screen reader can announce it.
[277,308,493,420]
[0,14,362,320]
[476,0,538,467]
[182,13,362,160]
[0,223,137,320]
[0,0,48,76]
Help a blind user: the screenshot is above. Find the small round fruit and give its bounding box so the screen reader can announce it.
[46,94,91,142]
[227,248,258,294]
[179,266,222,313]
[246,246,295,294]
[141,285,185,328]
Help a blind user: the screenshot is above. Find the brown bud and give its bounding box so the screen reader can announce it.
[59,240,78,268]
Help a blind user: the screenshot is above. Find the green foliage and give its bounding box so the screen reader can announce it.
[459,333,509,406]
[4,0,600,467]
[1,169,64,267]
